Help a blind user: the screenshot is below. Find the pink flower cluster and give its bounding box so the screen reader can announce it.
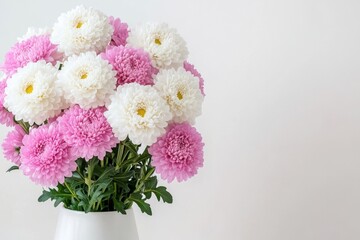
[109,16,129,47]
[2,125,25,165]
[1,35,63,76]
[184,61,205,96]
[101,46,157,86]
[149,123,204,182]
[0,79,15,126]
[20,123,77,187]
[57,105,118,160]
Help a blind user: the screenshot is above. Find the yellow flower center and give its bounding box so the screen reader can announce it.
[80,72,88,79]
[177,91,183,100]
[76,21,83,29]
[137,108,146,117]
[25,84,33,94]
[154,38,162,45]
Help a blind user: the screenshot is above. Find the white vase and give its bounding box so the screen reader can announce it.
[54,207,139,240]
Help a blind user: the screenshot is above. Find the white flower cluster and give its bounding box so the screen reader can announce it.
[58,52,116,109]
[51,5,113,55]
[3,5,204,146]
[4,61,66,125]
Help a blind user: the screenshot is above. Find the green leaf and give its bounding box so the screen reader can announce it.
[152,186,173,203]
[113,197,126,214]
[128,193,152,215]
[144,191,152,199]
[6,165,19,172]
[123,142,139,155]
[38,190,51,202]
[113,171,134,181]
[145,176,157,189]
[54,198,64,207]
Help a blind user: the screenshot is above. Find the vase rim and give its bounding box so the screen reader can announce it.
[60,206,132,215]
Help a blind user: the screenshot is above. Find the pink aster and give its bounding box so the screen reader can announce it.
[57,105,118,161]
[109,16,129,47]
[2,125,26,165]
[149,123,204,183]
[184,61,205,96]
[0,79,15,126]
[1,35,63,76]
[101,46,157,86]
[20,123,77,187]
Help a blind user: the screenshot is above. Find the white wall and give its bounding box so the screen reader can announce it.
[1,0,360,239]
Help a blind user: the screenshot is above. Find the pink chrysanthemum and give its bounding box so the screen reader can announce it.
[0,79,15,127]
[57,105,118,160]
[183,61,205,96]
[109,16,129,47]
[149,123,204,182]
[1,35,63,76]
[2,125,26,165]
[101,46,157,86]
[20,123,77,187]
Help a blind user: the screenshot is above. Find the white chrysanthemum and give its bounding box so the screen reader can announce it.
[154,68,204,124]
[127,23,188,69]
[51,5,113,56]
[105,83,172,146]
[58,52,116,109]
[18,27,52,41]
[4,61,66,125]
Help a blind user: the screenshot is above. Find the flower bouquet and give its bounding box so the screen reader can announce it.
[0,5,205,217]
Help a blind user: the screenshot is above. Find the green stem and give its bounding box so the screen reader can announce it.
[86,158,96,195]
[64,182,79,201]
[115,143,125,170]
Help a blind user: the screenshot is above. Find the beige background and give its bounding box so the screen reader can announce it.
[1,0,360,239]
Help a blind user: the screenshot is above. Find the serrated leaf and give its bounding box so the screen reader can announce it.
[113,197,126,214]
[128,193,152,215]
[54,198,63,207]
[38,190,51,202]
[152,186,173,203]
[145,176,157,189]
[144,191,152,199]
[6,165,19,172]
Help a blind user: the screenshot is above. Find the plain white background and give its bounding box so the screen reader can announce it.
[1,0,360,239]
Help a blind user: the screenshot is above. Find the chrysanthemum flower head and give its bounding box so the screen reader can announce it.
[58,52,117,109]
[109,16,129,47]
[127,23,188,69]
[20,123,77,187]
[4,61,67,125]
[2,125,26,165]
[184,61,205,96]
[51,5,114,56]
[105,83,172,146]
[149,123,204,183]
[101,46,157,86]
[154,68,204,124]
[57,105,118,160]
[1,35,63,76]
[0,75,15,127]
[18,27,52,41]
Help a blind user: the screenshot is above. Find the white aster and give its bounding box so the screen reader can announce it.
[127,23,188,69]
[154,68,203,124]
[58,52,117,109]
[105,83,172,146]
[4,61,66,125]
[18,27,52,41]
[51,5,113,56]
